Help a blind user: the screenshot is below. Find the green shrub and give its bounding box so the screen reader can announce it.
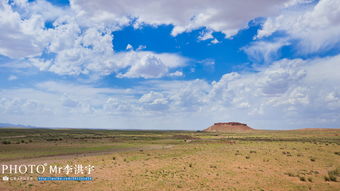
[46,138,63,142]
[329,176,337,182]
[325,176,330,181]
[325,168,339,182]
[285,172,295,177]
[2,140,11,144]
[328,168,339,182]
[210,165,217,168]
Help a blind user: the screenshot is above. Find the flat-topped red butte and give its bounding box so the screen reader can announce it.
[213,122,248,126]
[204,122,253,132]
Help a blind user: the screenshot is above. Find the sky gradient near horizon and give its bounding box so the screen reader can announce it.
[0,0,340,130]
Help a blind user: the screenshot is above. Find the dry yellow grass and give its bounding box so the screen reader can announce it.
[0,129,339,191]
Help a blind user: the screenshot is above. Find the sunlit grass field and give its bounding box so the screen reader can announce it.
[0,128,339,191]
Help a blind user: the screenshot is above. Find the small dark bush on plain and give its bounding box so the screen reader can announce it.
[299,176,306,181]
[2,140,11,144]
[324,176,330,181]
[46,138,58,141]
[324,168,339,182]
[329,176,337,182]
[245,156,250,159]
[334,152,340,156]
[286,172,295,177]
[327,169,339,182]
[308,177,313,182]
[282,151,291,156]
[310,157,316,162]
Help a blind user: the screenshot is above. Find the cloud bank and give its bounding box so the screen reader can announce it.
[1,55,339,129]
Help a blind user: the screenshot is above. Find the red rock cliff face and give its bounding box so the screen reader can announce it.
[204,122,253,132]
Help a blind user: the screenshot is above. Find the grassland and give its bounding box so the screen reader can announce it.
[0,128,339,191]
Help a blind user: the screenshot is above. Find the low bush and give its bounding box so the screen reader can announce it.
[325,168,339,182]
[299,176,306,182]
[2,140,11,144]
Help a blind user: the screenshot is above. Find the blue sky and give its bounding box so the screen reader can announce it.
[0,0,340,130]
[112,23,261,81]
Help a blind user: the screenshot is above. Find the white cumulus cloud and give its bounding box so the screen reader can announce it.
[116,51,187,79]
[0,0,188,79]
[71,0,298,37]
[257,0,340,54]
[1,53,340,129]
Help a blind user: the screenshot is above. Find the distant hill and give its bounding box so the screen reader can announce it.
[0,123,74,129]
[0,123,35,128]
[203,122,254,132]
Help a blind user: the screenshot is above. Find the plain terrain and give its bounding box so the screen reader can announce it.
[0,128,339,191]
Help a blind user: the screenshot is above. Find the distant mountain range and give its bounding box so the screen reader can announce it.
[0,123,38,128]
